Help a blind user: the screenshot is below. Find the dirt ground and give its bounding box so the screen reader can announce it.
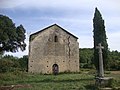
[111,71,120,74]
[0,84,31,90]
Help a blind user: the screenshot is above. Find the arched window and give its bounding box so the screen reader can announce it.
[54,35,58,42]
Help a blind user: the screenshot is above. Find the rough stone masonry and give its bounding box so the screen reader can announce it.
[28,24,79,74]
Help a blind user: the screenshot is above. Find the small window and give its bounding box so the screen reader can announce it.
[54,35,58,42]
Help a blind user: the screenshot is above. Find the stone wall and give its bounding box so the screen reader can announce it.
[28,25,79,74]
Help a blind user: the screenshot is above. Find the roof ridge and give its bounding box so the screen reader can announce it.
[30,24,78,39]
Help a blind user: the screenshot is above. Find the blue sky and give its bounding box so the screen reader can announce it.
[0,0,120,57]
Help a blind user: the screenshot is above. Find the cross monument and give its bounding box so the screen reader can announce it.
[96,43,104,77]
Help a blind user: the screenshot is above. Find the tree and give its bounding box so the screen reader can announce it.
[0,55,28,73]
[93,8,108,71]
[0,14,26,53]
[79,48,94,68]
[0,55,20,73]
[19,55,28,71]
[107,50,120,70]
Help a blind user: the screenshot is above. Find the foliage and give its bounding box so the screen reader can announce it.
[80,48,120,70]
[0,51,3,59]
[19,55,28,71]
[0,55,19,73]
[0,14,26,53]
[79,48,94,69]
[107,50,120,70]
[0,55,28,73]
[93,8,108,71]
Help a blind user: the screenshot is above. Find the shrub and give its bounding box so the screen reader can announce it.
[0,55,28,73]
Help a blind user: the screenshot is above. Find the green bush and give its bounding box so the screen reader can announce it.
[18,55,28,71]
[0,55,28,73]
[0,59,19,73]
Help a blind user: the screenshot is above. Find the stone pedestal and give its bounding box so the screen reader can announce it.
[95,77,113,88]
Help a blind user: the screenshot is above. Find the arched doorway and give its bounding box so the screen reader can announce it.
[52,64,59,75]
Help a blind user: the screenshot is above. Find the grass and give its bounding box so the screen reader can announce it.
[0,70,120,90]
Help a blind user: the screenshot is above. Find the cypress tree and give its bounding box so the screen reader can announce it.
[93,8,108,72]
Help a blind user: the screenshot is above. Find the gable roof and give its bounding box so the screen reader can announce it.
[30,24,78,40]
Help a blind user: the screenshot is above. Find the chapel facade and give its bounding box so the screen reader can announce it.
[28,24,79,74]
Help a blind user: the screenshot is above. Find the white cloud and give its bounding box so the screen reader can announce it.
[0,0,120,12]
[0,0,27,9]
[78,35,93,48]
[0,0,95,9]
[106,17,120,27]
[108,31,120,51]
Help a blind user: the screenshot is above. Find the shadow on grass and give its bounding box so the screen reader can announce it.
[85,84,97,90]
[18,78,93,84]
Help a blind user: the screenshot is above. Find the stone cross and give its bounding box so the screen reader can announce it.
[96,43,104,77]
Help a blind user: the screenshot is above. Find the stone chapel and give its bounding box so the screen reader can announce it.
[28,24,79,74]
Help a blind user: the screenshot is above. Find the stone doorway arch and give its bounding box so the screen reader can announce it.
[52,64,59,75]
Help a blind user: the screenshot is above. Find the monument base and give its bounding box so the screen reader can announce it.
[95,77,113,88]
